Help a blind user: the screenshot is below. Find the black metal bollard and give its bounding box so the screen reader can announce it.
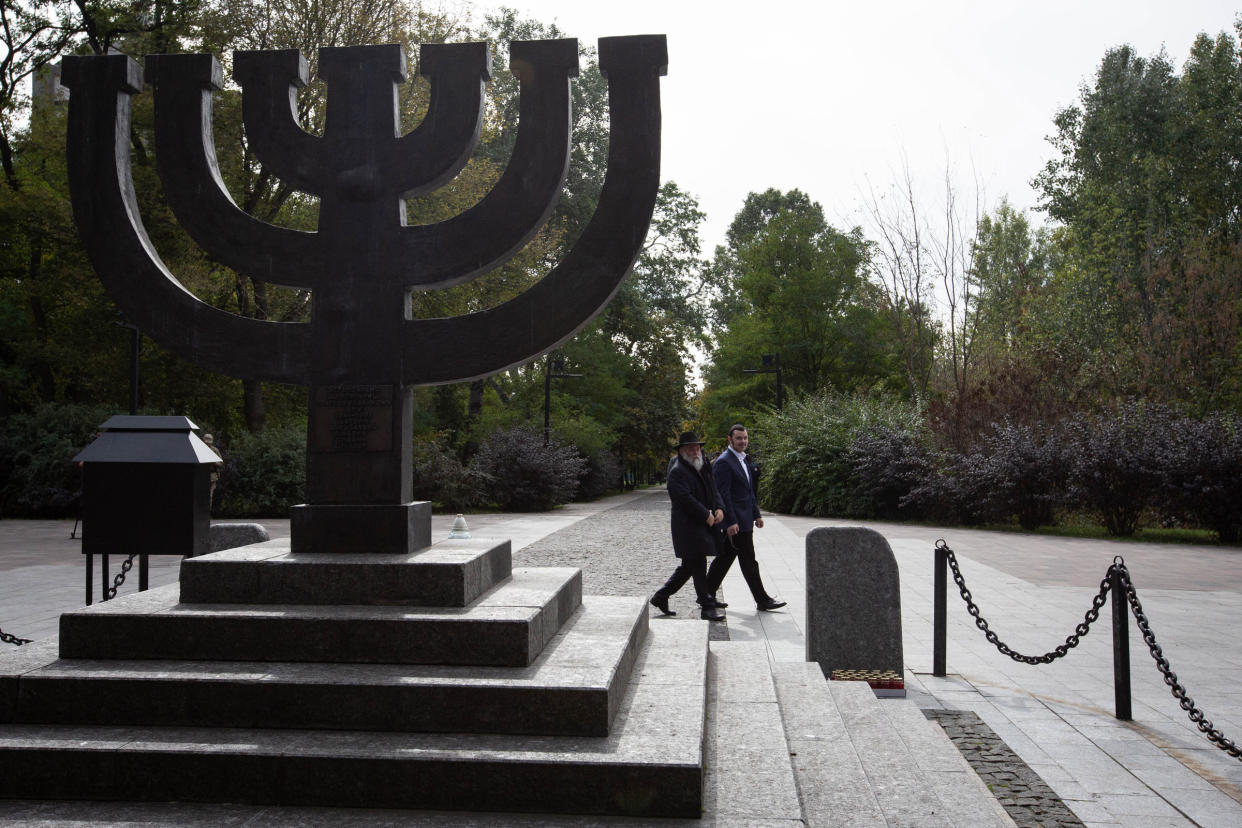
[934,542,947,676]
[1111,564,1132,720]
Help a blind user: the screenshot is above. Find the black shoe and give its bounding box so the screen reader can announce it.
[650,594,676,616]
[698,596,728,609]
[757,598,787,611]
[701,607,725,621]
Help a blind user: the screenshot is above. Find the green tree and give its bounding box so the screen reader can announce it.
[454,180,710,479]
[969,198,1050,360]
[1031,26,1242,410]
[702,189,901,436]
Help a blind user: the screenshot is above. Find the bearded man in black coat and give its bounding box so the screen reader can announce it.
[651,431,727,621]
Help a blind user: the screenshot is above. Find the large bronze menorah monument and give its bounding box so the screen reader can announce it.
[0,35,720,820]
[61,35,665,554]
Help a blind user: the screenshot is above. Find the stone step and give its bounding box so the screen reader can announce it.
[8,597,645,737]
[180,536,512,607]
[0,620,711,819]
[703,642,804,823]
[58,567,582,667]
[873,692,1015,827]
[774,664,1013,827]
[815,670,1012,827]
[772,662,887,826]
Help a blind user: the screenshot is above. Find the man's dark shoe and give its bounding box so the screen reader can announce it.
[700,607,726,621]
[757,598,787,611]
[650,594,676,616]
[698,596,728,609]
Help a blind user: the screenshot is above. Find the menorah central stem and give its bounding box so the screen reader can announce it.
[291,199,426,554]
[294,379,425,552]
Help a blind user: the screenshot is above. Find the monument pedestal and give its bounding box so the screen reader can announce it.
[0,534,710,818]
[289,501,431,554]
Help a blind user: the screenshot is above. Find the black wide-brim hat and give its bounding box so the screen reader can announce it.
[676,431,706,447]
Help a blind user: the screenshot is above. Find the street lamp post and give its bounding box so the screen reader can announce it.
[113,320,141,414]
[544,354,583,443]
[743,353,783,409]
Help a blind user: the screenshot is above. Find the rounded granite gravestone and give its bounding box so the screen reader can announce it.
[805,526,906,697]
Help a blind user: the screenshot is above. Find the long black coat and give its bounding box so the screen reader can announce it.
[667,454,724,559]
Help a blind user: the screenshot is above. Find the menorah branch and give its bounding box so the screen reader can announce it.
[393,38,577,289]
[61,53,312,385]
[147,53,321,289]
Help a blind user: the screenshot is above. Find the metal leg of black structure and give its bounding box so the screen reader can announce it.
[101,553,109,602]
[140,554,148,591]
[85,553,92,606]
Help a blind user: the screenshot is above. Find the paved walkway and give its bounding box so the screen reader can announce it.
[738,514,1242,827]
[2,489,1241,826]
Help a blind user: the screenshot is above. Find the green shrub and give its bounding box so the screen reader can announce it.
[0,403,112,517]
[215,426,306,517]
[412,440,490,511]
[905,448,994,525]
[1159,413,1242,543]
[1062,402,1173,537]
[847,425,934,520]
[753,391,925,517]
[974,421,1066,529]
[470,426,584,511]
[576,448,622,501]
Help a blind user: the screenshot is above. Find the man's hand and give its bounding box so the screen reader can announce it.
[726,523,740,537]
[713,509,724,524]
[706,511,717,526]
[756,517,764,529]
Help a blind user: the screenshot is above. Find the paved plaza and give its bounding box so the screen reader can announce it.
[1,488,1241,826]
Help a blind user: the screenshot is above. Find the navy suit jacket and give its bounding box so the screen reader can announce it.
[712,449,761,533]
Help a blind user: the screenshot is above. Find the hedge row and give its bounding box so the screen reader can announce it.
[755,395,1242,541]
[0,412,616,518]
[412,426,608,512]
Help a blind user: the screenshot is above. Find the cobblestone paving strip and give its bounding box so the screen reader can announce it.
[516,488,730,639]
[925,708,1085,828]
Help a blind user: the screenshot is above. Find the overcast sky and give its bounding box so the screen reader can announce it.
[503,1,1240,250]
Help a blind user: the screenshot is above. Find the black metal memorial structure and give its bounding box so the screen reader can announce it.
[0,36,719,820]
[61,36,663,554]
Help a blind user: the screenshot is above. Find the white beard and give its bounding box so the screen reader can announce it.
[688,454,704,471]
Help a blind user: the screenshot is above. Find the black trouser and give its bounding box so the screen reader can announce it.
[655,550,713,604]
[706,530,770,604]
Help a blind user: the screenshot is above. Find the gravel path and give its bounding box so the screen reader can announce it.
[516,487,730,637]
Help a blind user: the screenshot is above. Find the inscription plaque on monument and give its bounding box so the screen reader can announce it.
[311,385,393,453]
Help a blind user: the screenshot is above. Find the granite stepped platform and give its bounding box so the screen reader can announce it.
[57,568,582,667]
[8,595,646,736]
[0,533,714,819]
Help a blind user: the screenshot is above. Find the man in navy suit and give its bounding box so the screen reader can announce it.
[707,424,786,611]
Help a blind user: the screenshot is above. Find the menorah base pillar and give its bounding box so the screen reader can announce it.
[289,502,432,554]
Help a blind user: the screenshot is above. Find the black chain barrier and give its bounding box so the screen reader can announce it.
[935,539,1112,663]
[936,539,1242,762]
[1112,557,1242,760]
[105,553,140,601]
[2,551,143,646]
[0,625,31,646]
